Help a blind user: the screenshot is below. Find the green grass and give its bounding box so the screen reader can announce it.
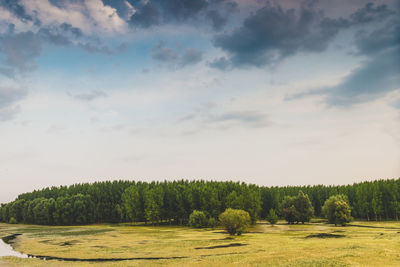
[1,221,400,266]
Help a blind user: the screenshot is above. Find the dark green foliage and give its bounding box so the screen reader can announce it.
[207,217,218,228]
[219,208,251,235]
[282,191,314,224]
[9,217,17,224]
[0,178,399,226]
[188,210,208,228]
[267,209,278,225]
[322,195,352,226]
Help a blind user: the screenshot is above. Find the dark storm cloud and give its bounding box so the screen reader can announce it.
[286,13,400,106]
[326,48,400,106]
[212,2,349,67]
[325,18,400,106]
[212,2,397,68]
[129,2,161,28]
[0,86,27,121]
[127,0,234,30]
[206,10,227,31]
[350,2,395,24]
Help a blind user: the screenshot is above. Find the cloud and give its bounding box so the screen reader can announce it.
[151,41,178,62]
[206,10,227,31]
[69,90,107,101]
[127,0,234,29]
[0,67,15,78]
[212,2,350,67]
[287,15,400,106]
[208,56,231,70]
[151,41,203,68]
[0,31,42,72]
[350,2,394,25]
[129,1,160,28]
[208,111,269,128]
[326,47,400,106]
[0,20,116,76]
[0,86,27,121]
[178,103,270,130]
[180,48,203,67]
[18,0,128,35]
[78,42,112,55]
[211,2,396,68]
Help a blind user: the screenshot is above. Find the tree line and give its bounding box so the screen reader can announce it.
[0,178,399,225]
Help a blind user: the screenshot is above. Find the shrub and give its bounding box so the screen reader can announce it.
[188,210,208,228]
[9,217,17,224]
[267,208,278,225]
[322,195,352,226]
[219,208,251,235]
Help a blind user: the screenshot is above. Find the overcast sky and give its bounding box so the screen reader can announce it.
[0,0,399,203]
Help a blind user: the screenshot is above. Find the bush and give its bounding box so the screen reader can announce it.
[267,208,278,225]
[322,195,352,226]
[188,210,208,228]
[219,208,251,235]
[9,217,17,224]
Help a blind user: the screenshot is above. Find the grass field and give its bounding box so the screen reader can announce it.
[1,220,399,266]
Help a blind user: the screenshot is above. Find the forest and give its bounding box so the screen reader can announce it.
[0,178,399,226]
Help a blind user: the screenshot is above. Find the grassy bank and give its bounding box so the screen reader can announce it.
[1,221,400,266]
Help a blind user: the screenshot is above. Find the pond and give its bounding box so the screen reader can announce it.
[0,235,28,258]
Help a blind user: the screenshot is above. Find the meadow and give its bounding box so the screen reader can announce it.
[1,220,399,267]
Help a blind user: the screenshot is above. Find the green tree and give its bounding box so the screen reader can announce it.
[282,191,314,224]
[322,194,352,226]
[295,191,314,223]
[188,210,208,228]
[267,208,278,225]
[219,208,251,235]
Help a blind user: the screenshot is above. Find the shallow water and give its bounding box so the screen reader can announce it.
[0,238,27,258]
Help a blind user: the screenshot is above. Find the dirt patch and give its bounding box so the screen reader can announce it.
[305,233,345,239]
[195,243,247,250]
[59,240,80,246]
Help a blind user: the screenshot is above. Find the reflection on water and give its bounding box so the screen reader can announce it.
[0,238,28,258]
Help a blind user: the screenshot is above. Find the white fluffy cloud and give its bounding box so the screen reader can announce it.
[19,0,128,35]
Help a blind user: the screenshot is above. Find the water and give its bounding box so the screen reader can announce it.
[0,238,28,258]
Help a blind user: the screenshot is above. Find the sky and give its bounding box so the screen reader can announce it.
[0,0,399,203]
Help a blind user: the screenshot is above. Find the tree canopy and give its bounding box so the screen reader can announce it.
[322,195,353,226]
[0,178,399,226]
[219,208,251,235]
